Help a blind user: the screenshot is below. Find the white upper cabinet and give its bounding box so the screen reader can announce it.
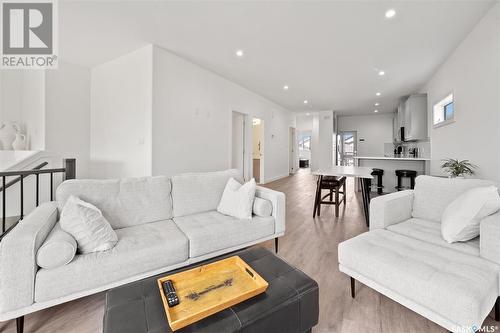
[398,94,428,141]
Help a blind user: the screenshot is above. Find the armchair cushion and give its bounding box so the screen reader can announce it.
[412,175,495,222]
[369,190,414,230]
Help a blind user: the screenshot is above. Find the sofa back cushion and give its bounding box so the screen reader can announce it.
[171,169,242,217]
[412,175,495,222]
[56,176,172,229]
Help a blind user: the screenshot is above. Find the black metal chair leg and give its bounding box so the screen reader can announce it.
[275,238,279,253]
[17,316,24,333]
[350,277,355,298]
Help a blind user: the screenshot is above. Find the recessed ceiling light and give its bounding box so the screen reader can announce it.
[385,9,396,18]
[235,50,244,57]
[374,110,379,113]
[283,85,289,90]
[306,113,310,116]
[303,100,308,104]
[375,102,380,106]
[378,70,385,76]
[376,92,381,96]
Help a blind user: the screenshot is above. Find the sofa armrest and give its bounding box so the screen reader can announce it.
[480,211,500,265]
[0,201,58,314]
[255,186,286,235]
[370,190,414,231]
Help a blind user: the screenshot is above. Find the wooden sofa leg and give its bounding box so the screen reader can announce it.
[275,238,279,253]
[350,277,355,299]
[16,316,24,333]
[495,296,500,321]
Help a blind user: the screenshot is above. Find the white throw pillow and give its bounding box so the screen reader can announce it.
[217,178,256,219]
[441,186,500,243]
[60,195,118,254]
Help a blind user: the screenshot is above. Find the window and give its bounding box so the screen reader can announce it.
[298,135,311,150]
[433,93,454,127]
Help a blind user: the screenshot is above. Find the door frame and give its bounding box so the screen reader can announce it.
[338,130,357,166]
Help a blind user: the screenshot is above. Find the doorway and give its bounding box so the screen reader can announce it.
[338,131,357,166]
[232,111,246,177]
[252,118,264,183]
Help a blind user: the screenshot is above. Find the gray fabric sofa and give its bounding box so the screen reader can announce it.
[339,175,500,332]
[0,169,285,323]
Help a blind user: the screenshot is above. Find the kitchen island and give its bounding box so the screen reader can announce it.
[354,156,430,193]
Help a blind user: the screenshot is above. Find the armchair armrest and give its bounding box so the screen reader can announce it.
[0,202,58,314]
[370,190,414,231]
[255,186,286,235]
[480,210,500,265]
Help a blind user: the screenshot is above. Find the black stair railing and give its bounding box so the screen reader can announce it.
[0,158,76,238]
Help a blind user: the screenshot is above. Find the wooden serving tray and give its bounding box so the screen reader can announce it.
[157,255,268,331]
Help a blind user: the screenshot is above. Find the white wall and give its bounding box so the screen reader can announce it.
[296,115,313,131]
[338,113,394,157]
[422,3,500,180]
[90,46,153,178]
[46,61,91,178]
[152,45,294,182]
[310,111,334,170]
[0,71,45,150]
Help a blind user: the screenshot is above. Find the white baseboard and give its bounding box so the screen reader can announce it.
[263,173,290,184]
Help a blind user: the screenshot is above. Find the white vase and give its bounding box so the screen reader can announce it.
[12,133,27,150]
[0,122,21,150]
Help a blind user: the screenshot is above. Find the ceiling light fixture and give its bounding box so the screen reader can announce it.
[374,110,379,113]
[375,102,380,106]
[376,92,381,96]
[385,9,396,18]
[378,70,385,76]
[235,50,244,57]
[306,113,310,116]
[303,100,308,104]
[283,85,289,90]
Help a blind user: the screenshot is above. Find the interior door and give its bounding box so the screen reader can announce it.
[338,131,357,166]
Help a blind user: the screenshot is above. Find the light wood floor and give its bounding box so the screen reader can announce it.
[1,169,497,332]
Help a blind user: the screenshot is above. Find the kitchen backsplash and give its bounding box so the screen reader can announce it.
[384,141,431,158]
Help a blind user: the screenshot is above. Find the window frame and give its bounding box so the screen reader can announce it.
[433,92,455,128]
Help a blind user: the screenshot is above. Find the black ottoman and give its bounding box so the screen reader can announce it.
[103,247,319,333]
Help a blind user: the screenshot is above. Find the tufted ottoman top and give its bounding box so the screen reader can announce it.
[103,247,319,333]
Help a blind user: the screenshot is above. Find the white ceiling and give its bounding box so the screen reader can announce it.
[59,1,495,114]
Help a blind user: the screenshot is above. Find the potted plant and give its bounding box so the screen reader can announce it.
[441,158,477,178]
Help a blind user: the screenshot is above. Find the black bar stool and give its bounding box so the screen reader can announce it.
[395,170,417,191]
[313,176,346,217]
[367,168,384,194]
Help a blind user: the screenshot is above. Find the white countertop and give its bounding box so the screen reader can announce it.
[313,166,374,179]
[354,156,430,161]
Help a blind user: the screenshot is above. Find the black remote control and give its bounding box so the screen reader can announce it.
[162,280,179,307]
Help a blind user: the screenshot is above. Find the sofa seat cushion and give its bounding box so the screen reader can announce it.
[338,229,498,330]
[35,220,188,302]
[173,211,275,257]
[387,218,479,256]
